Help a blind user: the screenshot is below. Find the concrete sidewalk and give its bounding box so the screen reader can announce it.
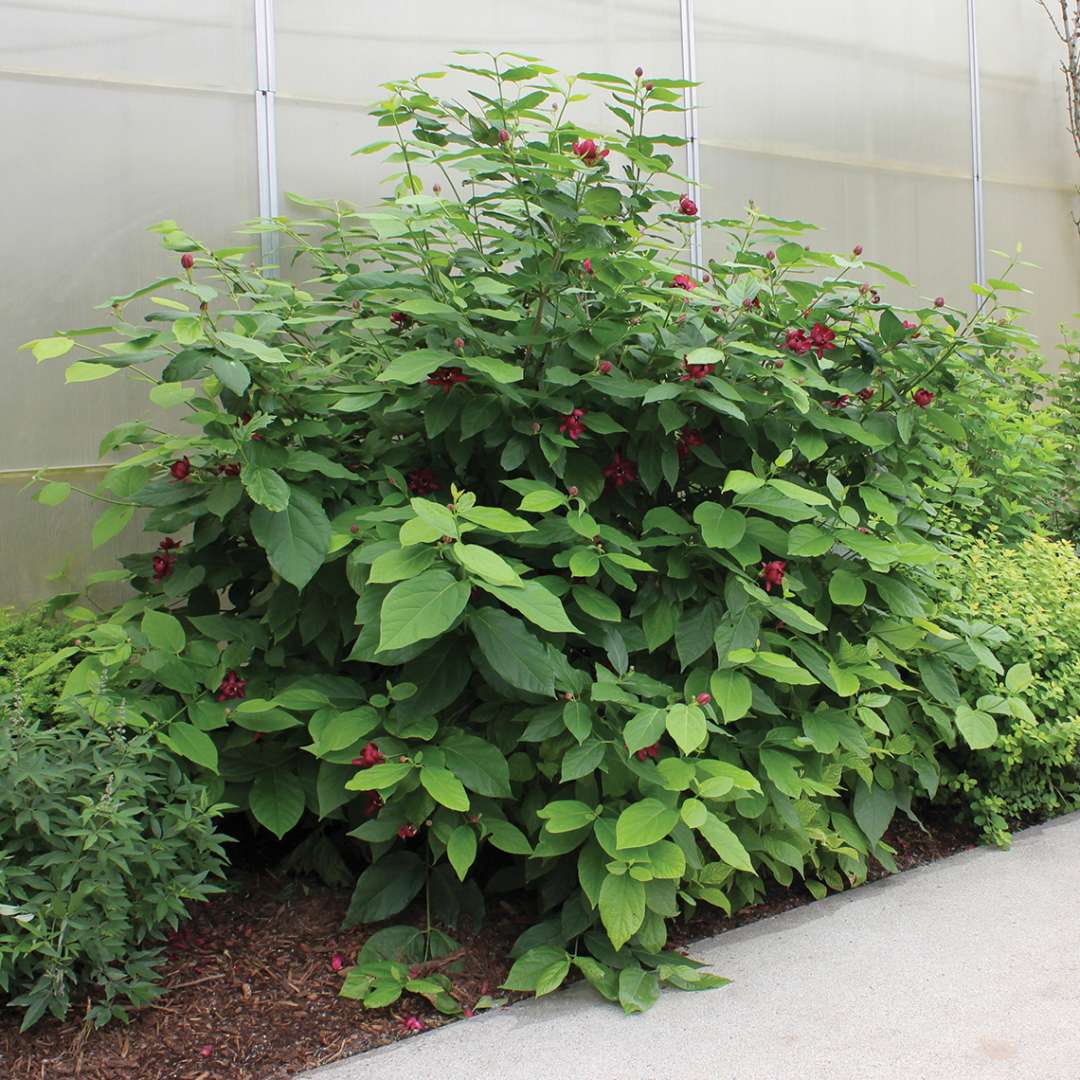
[303,813,1080,1080]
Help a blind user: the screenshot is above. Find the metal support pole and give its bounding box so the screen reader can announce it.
[679,0,703,270]
[965,0,986,287]
[254,0,279,272]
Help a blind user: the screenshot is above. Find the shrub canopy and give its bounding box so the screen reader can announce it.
[25,55,1043,1010]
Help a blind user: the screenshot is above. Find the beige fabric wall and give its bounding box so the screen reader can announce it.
[1,0,1077,605]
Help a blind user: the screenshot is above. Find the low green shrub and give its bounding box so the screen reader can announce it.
[936,533,1080,845]
[0,606,72,718]
[0,697,229,1030]
[22,56,1037,1012]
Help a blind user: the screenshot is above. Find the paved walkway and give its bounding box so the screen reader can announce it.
[303,813,1080,1080]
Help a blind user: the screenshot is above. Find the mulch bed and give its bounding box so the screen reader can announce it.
[0,808,977,1080]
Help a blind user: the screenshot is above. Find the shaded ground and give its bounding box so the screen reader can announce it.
[0,808,976,1080]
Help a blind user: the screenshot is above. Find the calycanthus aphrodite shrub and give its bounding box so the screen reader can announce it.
[24,56,1026,1013]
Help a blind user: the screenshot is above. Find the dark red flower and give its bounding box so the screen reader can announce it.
[782,329,810,355]
[635,742,660,761]
[169,456,191,481]
[759,559,786,593]
[582,258,593,275]
[159,537,182,552]
[679,362,714,383]
[808,323,837,358]
[181,253,195,270]
[603,452,637,489]
[152,554,175,582]
[857,387,875,402]
[742,296,762,311]
[669,274,697,291]
[401,1016,425,1033]
[215,670,247,702]
[390,311,411,329]
[571,139,609,166]
[398,824,418,839]
[678,195,698,217]
[765,250,775,261]
[331,952,345,972]
[351,742,385,769]
[913,388,935,408]
[677,426,705,458]
[826,395,852,409]
[363,792,383,817]
[427,367,469,393]
[559,408,586,441]
[407,468,440,496]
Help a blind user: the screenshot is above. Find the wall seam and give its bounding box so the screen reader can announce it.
[966,0,986,286]
[254,0,280,273]
[679,0,703,270]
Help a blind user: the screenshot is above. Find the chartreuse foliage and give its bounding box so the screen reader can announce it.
[22,54,1034,1013]
[934,534,1080,846]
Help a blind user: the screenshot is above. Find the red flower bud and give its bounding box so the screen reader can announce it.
[582,258,593,275]
[678,195,698,217]
[453,337,465,350]
[169,456,191,481]
[644,82,654,91]
[568,485,579,497]
[696,692,712,705]
[432,182,442,194]
[913,388,935,408]
[597,359,613,374]
[934,296,945,307]
[852,244,863,256]
[350,524,359,534]
[181,253,195,270]
[635,66,644,77]
[498,128,510,143]
[199,1045,213,1058]
[765,250,775,261]
[331,952,345,972]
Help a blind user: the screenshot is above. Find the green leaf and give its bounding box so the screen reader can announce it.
[459,506,533,533]
[537,799,598,833]
[420,765,470,811]
[665,703,706,755]
[485,819,533,855]
[572,585,622,621]
[447,825,478,881]
[462,355,524,383]
[1004,663,1033,693]
[503,946,571,994]
[162,721,218,772]
[615,799,679,849]
[470,607,555,696]
[66,361,118,383]
[368,545,436,584]
[829,569,867,606]
[599,872,646,950]
[787,524,833,557]
[561,740,606,781]
[693,503,746,549]
[243,466,291,511]
[378,570,470,652]
[249,769,306,839]
[722,469,764,494]
[478,580,580,633]
[917,657,960,707]
[35,481,71,507]
[456,543,522,586]
[28,336,74,361]
[141,609,186,654]
[623,707,666,754]
[345,761,413,790]
[955,704,998,750]
[697,812,754,872]
[376,348,454,384]
[92,503,135,548]
[520,490,567,512]
[216,330,287,364]
[344,853,426,926]
[853,780,896,843]
[250,487,331,589]
[617,966,660,1014]
[441,732,512,797]
[210,354,251,394]
[709,669,752,723]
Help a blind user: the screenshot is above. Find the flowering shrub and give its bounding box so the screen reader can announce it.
[23,56,1031,1012]
[934,534,1080,845]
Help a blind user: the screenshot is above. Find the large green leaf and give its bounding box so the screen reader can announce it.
[477,579,579,633]
[142,609,185,654]
[249,768,306,839]
[420,765,470,811]
[377,570,470,652]
[599,872,646,950]
[615,799,679,850]
[250,487,331,589]
[955,704,998,750]
[697,812,754,872]
[665,703,706,755]
[469,607,556,696]
[693,503,746,549]
[343,852,426,926]
[376,348,455,384]
[162,721,218,773]
[441,732,512,796]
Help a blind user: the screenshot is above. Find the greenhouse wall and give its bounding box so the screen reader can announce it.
[1,0,1077,606]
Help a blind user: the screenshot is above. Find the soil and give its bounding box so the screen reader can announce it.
[0,807,978,1080]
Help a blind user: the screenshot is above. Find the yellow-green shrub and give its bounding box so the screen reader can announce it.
[937,533,1080,844]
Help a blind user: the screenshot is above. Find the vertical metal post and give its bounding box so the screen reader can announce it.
[679,0,703,270]
[254,0,279,272]
[965,0,986,286]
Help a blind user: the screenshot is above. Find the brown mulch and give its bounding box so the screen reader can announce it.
[0,808,978,1080]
